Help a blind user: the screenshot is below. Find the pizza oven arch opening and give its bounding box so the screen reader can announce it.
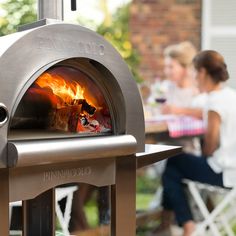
[8,57,126,140]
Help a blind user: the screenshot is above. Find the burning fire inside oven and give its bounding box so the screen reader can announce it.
[10,65,112,135]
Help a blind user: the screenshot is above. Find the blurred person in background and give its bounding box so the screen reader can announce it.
[146,42,205,236]
[160,41,206,119]
[147,41,204,208]
[149,41,206,155]
[149,41,200,109]
[158,50,236,236]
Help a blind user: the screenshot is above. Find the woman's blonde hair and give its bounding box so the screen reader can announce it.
[164,41,197,68]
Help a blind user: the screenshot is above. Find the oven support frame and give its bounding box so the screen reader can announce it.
[23,189,55,236]
[111,156,137,236]
[0,157,137,236]
[0,145,181,236]
[0,161,136,236]
[0,169,9,236]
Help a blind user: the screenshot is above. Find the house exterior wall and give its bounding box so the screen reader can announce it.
[130,0,202,82]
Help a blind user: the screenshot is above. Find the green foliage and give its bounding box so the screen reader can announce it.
[97,3,142,82]
[0,0,37,36]
[136,193,154,210]
[136,174,160,194]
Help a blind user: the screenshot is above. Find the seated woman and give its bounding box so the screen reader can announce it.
[160,50,236,236]
[160,41,206,119]
[159,42,206,155]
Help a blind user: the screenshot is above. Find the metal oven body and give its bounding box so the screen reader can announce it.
[0,23,145,168]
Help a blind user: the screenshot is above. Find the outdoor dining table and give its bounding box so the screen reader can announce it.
[145,114,205,143]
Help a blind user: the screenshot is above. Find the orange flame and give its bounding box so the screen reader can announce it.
[36,72,85,107]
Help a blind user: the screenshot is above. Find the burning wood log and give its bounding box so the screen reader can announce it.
[49,99,96,132]
[50,106,81,132]
[70,99,96,116]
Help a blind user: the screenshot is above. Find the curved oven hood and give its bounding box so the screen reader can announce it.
[0,23,145,167]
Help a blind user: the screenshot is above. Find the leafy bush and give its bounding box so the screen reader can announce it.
[0,0,36,36]
[96,3,142,82]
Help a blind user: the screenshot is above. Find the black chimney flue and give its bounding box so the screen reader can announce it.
[71,0,77,11]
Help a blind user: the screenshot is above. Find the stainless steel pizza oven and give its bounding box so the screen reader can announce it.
[0,1,181,235]
[0,22,145,168]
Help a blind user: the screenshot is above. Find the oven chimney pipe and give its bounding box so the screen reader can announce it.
[71,0,77,11]
[38,0,64,20]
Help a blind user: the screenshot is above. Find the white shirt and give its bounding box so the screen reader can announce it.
[191,93,208,109]
[148,80,198,107]
[206,86,236,187]
[165,82,198,107]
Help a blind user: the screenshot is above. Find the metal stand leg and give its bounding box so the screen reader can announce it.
[0,169,9,236]
[23,189,55,236]
[111,156,136,236]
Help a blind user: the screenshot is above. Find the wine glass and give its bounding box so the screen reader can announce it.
[155,97,167,104]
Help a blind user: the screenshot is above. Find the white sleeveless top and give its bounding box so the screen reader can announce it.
[205,86,236,187]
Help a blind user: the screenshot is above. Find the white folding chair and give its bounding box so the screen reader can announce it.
[184,179,236,236]
[55,186,78,236]
[9,186,78,236]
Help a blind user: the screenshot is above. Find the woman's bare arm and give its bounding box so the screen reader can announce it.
[161,105,203,119]
[202,110,221,156]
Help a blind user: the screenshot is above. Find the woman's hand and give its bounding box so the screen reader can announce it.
[161,104,181,115]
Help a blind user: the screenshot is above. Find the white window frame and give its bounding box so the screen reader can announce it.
[202,0,236,88]
[202,0,236,49]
